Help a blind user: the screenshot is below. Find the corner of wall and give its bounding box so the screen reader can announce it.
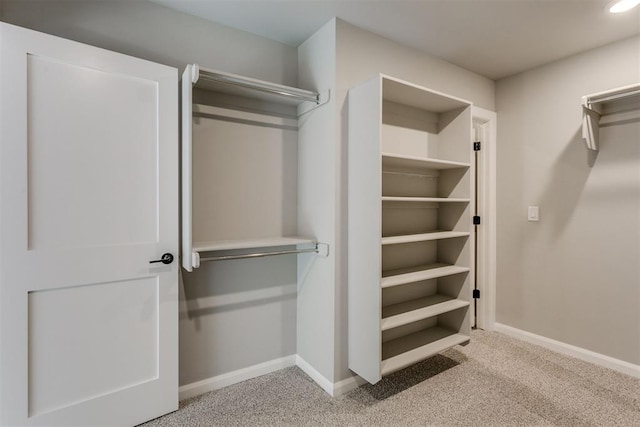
[296,17,339,384]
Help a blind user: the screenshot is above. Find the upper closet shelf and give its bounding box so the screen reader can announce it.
[582,83,640,151]
[188,64,328,114]
[381,74,471,112]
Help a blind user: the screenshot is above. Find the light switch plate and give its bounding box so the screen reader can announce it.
[528,206,539,221]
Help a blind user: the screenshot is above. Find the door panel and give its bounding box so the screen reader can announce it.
[0,23,178,426]
[27,53,159,250]
[28,277,158,417]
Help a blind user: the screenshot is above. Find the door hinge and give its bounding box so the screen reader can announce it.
[473,289,480,299]
[473,215,481,225]
[473,141,481,151]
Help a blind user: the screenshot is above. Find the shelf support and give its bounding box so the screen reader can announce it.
[582,105,600,151]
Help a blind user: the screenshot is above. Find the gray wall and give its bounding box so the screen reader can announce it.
[0,0,296,84]
[496,36,640,365]
[1,0,300,387]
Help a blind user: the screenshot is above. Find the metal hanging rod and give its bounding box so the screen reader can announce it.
[193,65,320,104]
[199,246,319,262]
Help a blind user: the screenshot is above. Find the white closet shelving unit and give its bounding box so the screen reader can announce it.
[181,64,327,271]
[348,74,474,384]
[582,83,640,151]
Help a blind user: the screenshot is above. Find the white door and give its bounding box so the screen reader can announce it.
[0,23,178,426]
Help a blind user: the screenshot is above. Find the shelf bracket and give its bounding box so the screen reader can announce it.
[582,104,600,151]
[298,89,331,117]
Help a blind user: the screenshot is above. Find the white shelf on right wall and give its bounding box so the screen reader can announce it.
[347,74,474,385]
[582,83,640,151]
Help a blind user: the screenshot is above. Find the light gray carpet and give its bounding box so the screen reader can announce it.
[142,330,640,426]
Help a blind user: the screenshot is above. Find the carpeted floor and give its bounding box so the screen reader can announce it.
[142,330,640,426]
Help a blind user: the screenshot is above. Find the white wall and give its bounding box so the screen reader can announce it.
[496,36,640,365]
[1,0,300,387]
[296,20,338,383]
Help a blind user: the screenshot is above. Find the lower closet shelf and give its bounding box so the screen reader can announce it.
[190,237,319,267]
[380,328,470,376]
[381,263,470,288]
[193,237,315,252]
[381,297,469,331]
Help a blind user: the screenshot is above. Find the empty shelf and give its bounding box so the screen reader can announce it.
[381,231,470,245]
[382,153,470,171]
[583,83,640,115]
[193,65,319,106]
[381,263,470,288]
[382,196,470,203]
[581,83,640,151]
[193,237,315,252]
[381,296,469,331]
[381,328,469,376]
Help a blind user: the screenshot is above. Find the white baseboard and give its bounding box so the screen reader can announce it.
[333,373,368,396]
[179,354,368,400]
[178,355,297,400]
[295,355,335,396]
[494,323,640,379]
[294,355,367,397]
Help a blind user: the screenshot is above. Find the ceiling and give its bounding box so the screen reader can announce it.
[152,0,640,80]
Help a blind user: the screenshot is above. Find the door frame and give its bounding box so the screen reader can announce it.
[472,106,497,330]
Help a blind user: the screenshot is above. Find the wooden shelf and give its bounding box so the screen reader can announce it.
[381,296,469,331]
[382,196,470,203]
[381,231,470,245]
[193,237,315,252]
[381,263,470,288]
[382,153,470,171]
[381,327,469,376]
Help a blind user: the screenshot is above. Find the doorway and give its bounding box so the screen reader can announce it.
[472,106,497,330]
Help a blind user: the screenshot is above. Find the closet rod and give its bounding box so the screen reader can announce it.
[199,246,319,262]
[197,69,320,104]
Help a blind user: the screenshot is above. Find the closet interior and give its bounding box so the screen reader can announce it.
[180,64,327,271]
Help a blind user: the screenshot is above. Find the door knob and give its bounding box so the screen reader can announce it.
[149,253,174,265]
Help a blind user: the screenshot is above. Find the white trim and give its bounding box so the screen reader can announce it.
[295,355,335,396]
[472,106,497,331]
[178,355,368,401]
[295,356,367,396]
[332,374,368,397]
[178,355,297,400]
[495,323,640,379]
